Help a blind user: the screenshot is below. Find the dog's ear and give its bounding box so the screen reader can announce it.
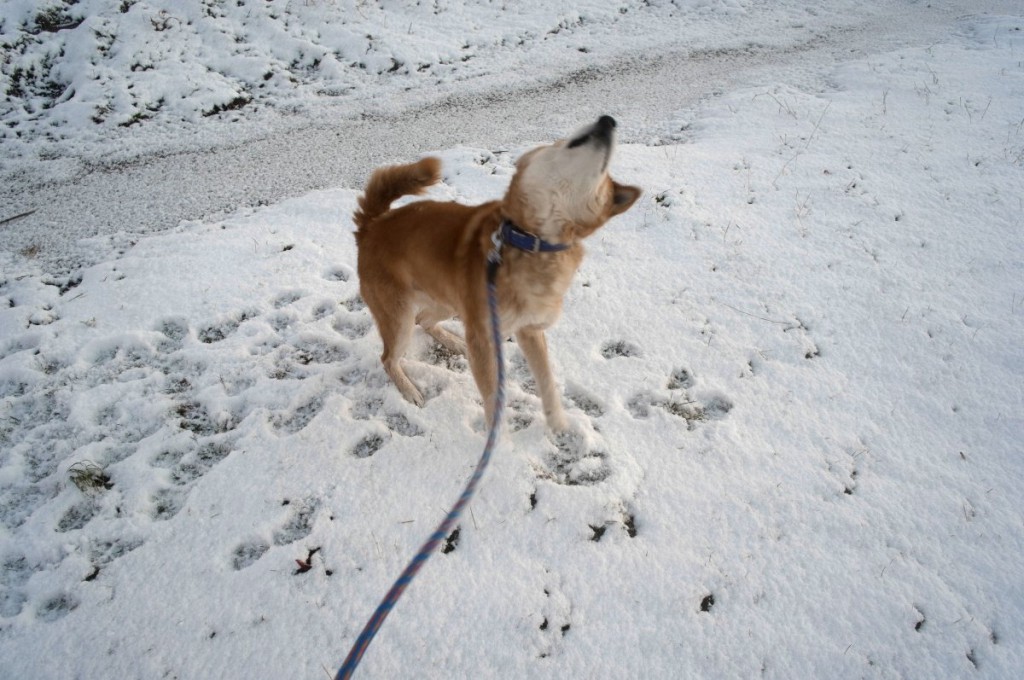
[610,182,642,216]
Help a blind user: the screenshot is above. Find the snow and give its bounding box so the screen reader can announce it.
[0,0,853,171]
[2,1,1023,679]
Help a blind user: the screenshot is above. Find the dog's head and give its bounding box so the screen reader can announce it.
[504,116,642,243]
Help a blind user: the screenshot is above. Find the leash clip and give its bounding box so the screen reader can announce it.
[488,228,504,265]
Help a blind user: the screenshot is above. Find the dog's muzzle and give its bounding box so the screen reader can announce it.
[568,115,617,149]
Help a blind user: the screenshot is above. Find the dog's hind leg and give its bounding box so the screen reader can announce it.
[367,293,425,407]
[516,327,569,432]
[416,304,467,356]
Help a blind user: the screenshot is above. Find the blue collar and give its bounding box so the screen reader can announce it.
[500,220,571,254]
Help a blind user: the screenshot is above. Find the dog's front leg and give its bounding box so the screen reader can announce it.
[516,327,569,432]
[465,323,500,428]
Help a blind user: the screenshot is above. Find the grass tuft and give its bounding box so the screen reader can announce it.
[68,461,113,496]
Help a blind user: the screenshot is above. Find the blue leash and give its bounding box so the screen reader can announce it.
[336,241,507,679]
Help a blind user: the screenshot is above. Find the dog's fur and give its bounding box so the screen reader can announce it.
[354,116,641,431]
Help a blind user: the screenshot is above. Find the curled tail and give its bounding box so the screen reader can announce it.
[353,157,442,233]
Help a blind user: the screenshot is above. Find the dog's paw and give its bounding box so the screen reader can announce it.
[390,373,426,407]
[404,388,425,408]
[544,406,570,433]
[549,410,590,438]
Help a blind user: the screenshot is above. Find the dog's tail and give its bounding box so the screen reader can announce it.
[353,157,442,233]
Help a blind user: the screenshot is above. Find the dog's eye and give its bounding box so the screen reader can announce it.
[567,134,590,149]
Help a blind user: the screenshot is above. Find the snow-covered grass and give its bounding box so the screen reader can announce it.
[1,4,1023,680]
[0,0,873,172]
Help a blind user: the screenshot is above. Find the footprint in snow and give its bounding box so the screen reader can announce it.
[197,309,258,344]
[0,555,33,618]
[538,430,612,486]
[333,316,372,340]
[312,300,335,321]
[55,499,101,533]
[535,581,573,658]
[0,332,41,362]
[42,273,83,296]
[89,535,144,567]
[231,539,270,571]
[385,412,424,437]
[268,310,297,333]
[272,499,319,546]
[156,317,190,350]
[323,266,352,283]
[268,335,349,379]
[227,501,319,569]
[27,306,60,327]
[349,393,424,438]
[600,340,642,359]
[341,295,366,312]
[423,341,467,372]
[351,394,384,421]
[565,384,604,418]
[588,506,639,543]
[628,367,733,429]
[175,398,239,437]
[667,367,695,390]
[272,291,304,309]
[36,593,79,623]
[271,394,326,435]
[290,335,348,365]
[150,446,187,469]
[351,432,389,459]
[508,399,535,432]
[149,487,187,521]
[148,440,232,519]
[168,441,233,486]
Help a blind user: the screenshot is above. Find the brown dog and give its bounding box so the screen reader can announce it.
[354,116,641,431]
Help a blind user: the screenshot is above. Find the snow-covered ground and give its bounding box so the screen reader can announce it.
[2,1,1023,678]
[0,0,913,164]
[0,0,1008,273]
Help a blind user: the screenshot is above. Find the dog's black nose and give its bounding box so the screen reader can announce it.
[568,116,617,149]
